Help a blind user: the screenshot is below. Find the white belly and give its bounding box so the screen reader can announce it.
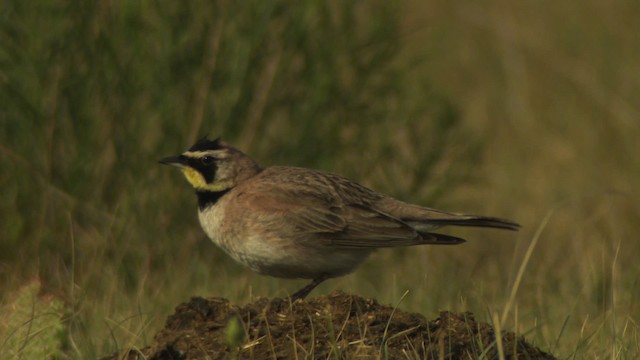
[197,205,371,279]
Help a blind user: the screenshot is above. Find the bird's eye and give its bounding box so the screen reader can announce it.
[201,156,215,165]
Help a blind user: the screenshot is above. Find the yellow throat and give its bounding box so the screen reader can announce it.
[181,167,231,192]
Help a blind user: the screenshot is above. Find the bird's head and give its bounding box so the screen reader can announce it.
[159,137,259,192]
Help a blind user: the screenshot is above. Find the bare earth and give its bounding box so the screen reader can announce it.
[104,291,555,359]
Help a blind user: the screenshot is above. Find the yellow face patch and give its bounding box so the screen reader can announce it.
[181,167,232,192]
[181,168,207,189]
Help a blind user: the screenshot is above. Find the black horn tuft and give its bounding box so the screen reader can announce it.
[188,137,225,152]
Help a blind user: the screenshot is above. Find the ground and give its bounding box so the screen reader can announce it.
[103,291,555,359]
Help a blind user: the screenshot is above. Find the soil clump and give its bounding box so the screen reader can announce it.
[105,291,554,359]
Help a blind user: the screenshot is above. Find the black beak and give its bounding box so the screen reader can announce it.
[158,155,185,166]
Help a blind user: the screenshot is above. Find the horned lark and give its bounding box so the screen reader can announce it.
[160,137,519,299]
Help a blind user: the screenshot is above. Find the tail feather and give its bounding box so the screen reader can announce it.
[418,232,466,245]
[379,200,521,232]
[424,216,521,231]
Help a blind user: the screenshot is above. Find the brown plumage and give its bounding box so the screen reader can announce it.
[160,138,520,299]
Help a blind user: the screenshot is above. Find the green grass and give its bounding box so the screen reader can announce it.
[1,0,639,358]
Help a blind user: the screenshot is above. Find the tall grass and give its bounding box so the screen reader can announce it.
[1,0,463,357]
[401,1,640,358]
[1,0,639,358]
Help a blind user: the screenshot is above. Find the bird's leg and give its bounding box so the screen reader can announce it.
[290,274,330,300]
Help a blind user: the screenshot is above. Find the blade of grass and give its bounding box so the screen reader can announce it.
[500,210,554,326]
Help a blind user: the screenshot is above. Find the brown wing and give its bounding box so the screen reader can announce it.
[233,172,441,248]
[324,204,424,247]
[281,198,465,247]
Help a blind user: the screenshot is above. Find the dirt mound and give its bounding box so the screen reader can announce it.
[107,291,554,359]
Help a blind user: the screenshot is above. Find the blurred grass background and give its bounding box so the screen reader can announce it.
[1,0,639,358]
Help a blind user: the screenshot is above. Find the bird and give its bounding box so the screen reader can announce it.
[159,137,520,300]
